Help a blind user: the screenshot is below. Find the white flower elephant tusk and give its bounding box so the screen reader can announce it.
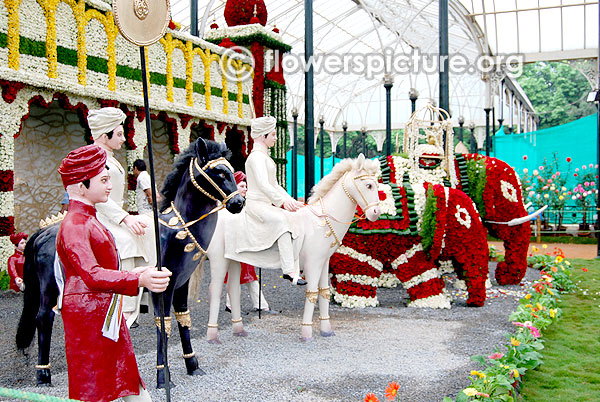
[486,205,548,226]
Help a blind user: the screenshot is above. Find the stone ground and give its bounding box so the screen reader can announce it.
[0,258,543,402]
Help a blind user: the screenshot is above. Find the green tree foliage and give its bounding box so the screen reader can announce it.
[517,62,596,129]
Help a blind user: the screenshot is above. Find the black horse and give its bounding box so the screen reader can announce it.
[16,138,244,387]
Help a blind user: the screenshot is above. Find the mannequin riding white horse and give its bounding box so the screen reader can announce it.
[206,153,381,342]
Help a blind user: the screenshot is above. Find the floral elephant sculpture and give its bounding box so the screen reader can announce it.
[330,155,489,309]
[329,150,533,308]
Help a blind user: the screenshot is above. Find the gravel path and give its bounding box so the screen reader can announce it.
[0,262,539,402]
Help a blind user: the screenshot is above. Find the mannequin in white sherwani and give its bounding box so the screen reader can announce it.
[226,116,306,285]
[89,108,156,327]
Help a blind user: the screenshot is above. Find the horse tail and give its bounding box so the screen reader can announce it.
[187,259,206,305]
[16,228,44,351]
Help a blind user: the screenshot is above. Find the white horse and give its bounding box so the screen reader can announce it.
[206,154,382,342]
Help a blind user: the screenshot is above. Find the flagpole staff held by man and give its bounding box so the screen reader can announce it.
[111,0,172,398]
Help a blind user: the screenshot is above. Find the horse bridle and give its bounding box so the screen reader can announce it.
[159,156,240,231]
[310,170,379,248]
[189,157,240,205]
[159,156,241,263]
[341,171,379,213]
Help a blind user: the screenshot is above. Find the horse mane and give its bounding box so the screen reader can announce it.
[160,139,232,210]
[307,157,380,204]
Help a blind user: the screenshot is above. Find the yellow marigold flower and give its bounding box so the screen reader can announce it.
[513,369,520,378]
[525,304,533,308]
[524,294,532,300]
[550,308,557,318]
[555,256,564,263]
[532,246,539,252]
[542,244,548,249]
[463,388,478,397]
[470,370,486,378]
[536,302,544,310]
[511,337,521,347]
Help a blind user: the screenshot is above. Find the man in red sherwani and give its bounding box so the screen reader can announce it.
[7,232,27,292]
[56,144,171,402]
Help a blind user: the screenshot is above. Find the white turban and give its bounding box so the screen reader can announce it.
[88,107,127,140]
[250,116,277,139]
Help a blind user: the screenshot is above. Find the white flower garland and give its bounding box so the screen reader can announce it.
[331,287,379,309]
[0,237,13,273]
[0,191,14,216]
[454,204,472,229]
[408,292,451,309]
[390,243,423,269]
[377,272,400,288]
[335,245,383,271]
[500,180,518,203]
[335,273,378,287]
[176,119,192,153]
[377,182,396,216]
[391,155,410,184]
[438,260,454,274]
[205,23,285,45]
[0,135,15,170]
[412,183,427,231]
[402,267,441,289]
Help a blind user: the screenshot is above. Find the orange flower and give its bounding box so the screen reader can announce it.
[364,393,380,402]
[384,381,400,401]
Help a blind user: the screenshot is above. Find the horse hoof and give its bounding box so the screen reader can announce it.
[207,338,221,344]
[184,356,204,376]
[233,330,248,337]
[320,330,336,337]
[187,367,206,376]
[36,369,52,386]
[301,336,314,343]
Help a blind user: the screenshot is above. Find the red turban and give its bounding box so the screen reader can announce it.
[58,145,108,188]
[234,171,246,184]
[10,232,27,245]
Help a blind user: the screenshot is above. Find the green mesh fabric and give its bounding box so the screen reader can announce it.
[491,113,597,187]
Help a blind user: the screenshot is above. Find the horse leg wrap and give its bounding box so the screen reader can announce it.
[174,310,191,328]
[305,290,318,304]
[318,287,330,299]
[154,316,172,337]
